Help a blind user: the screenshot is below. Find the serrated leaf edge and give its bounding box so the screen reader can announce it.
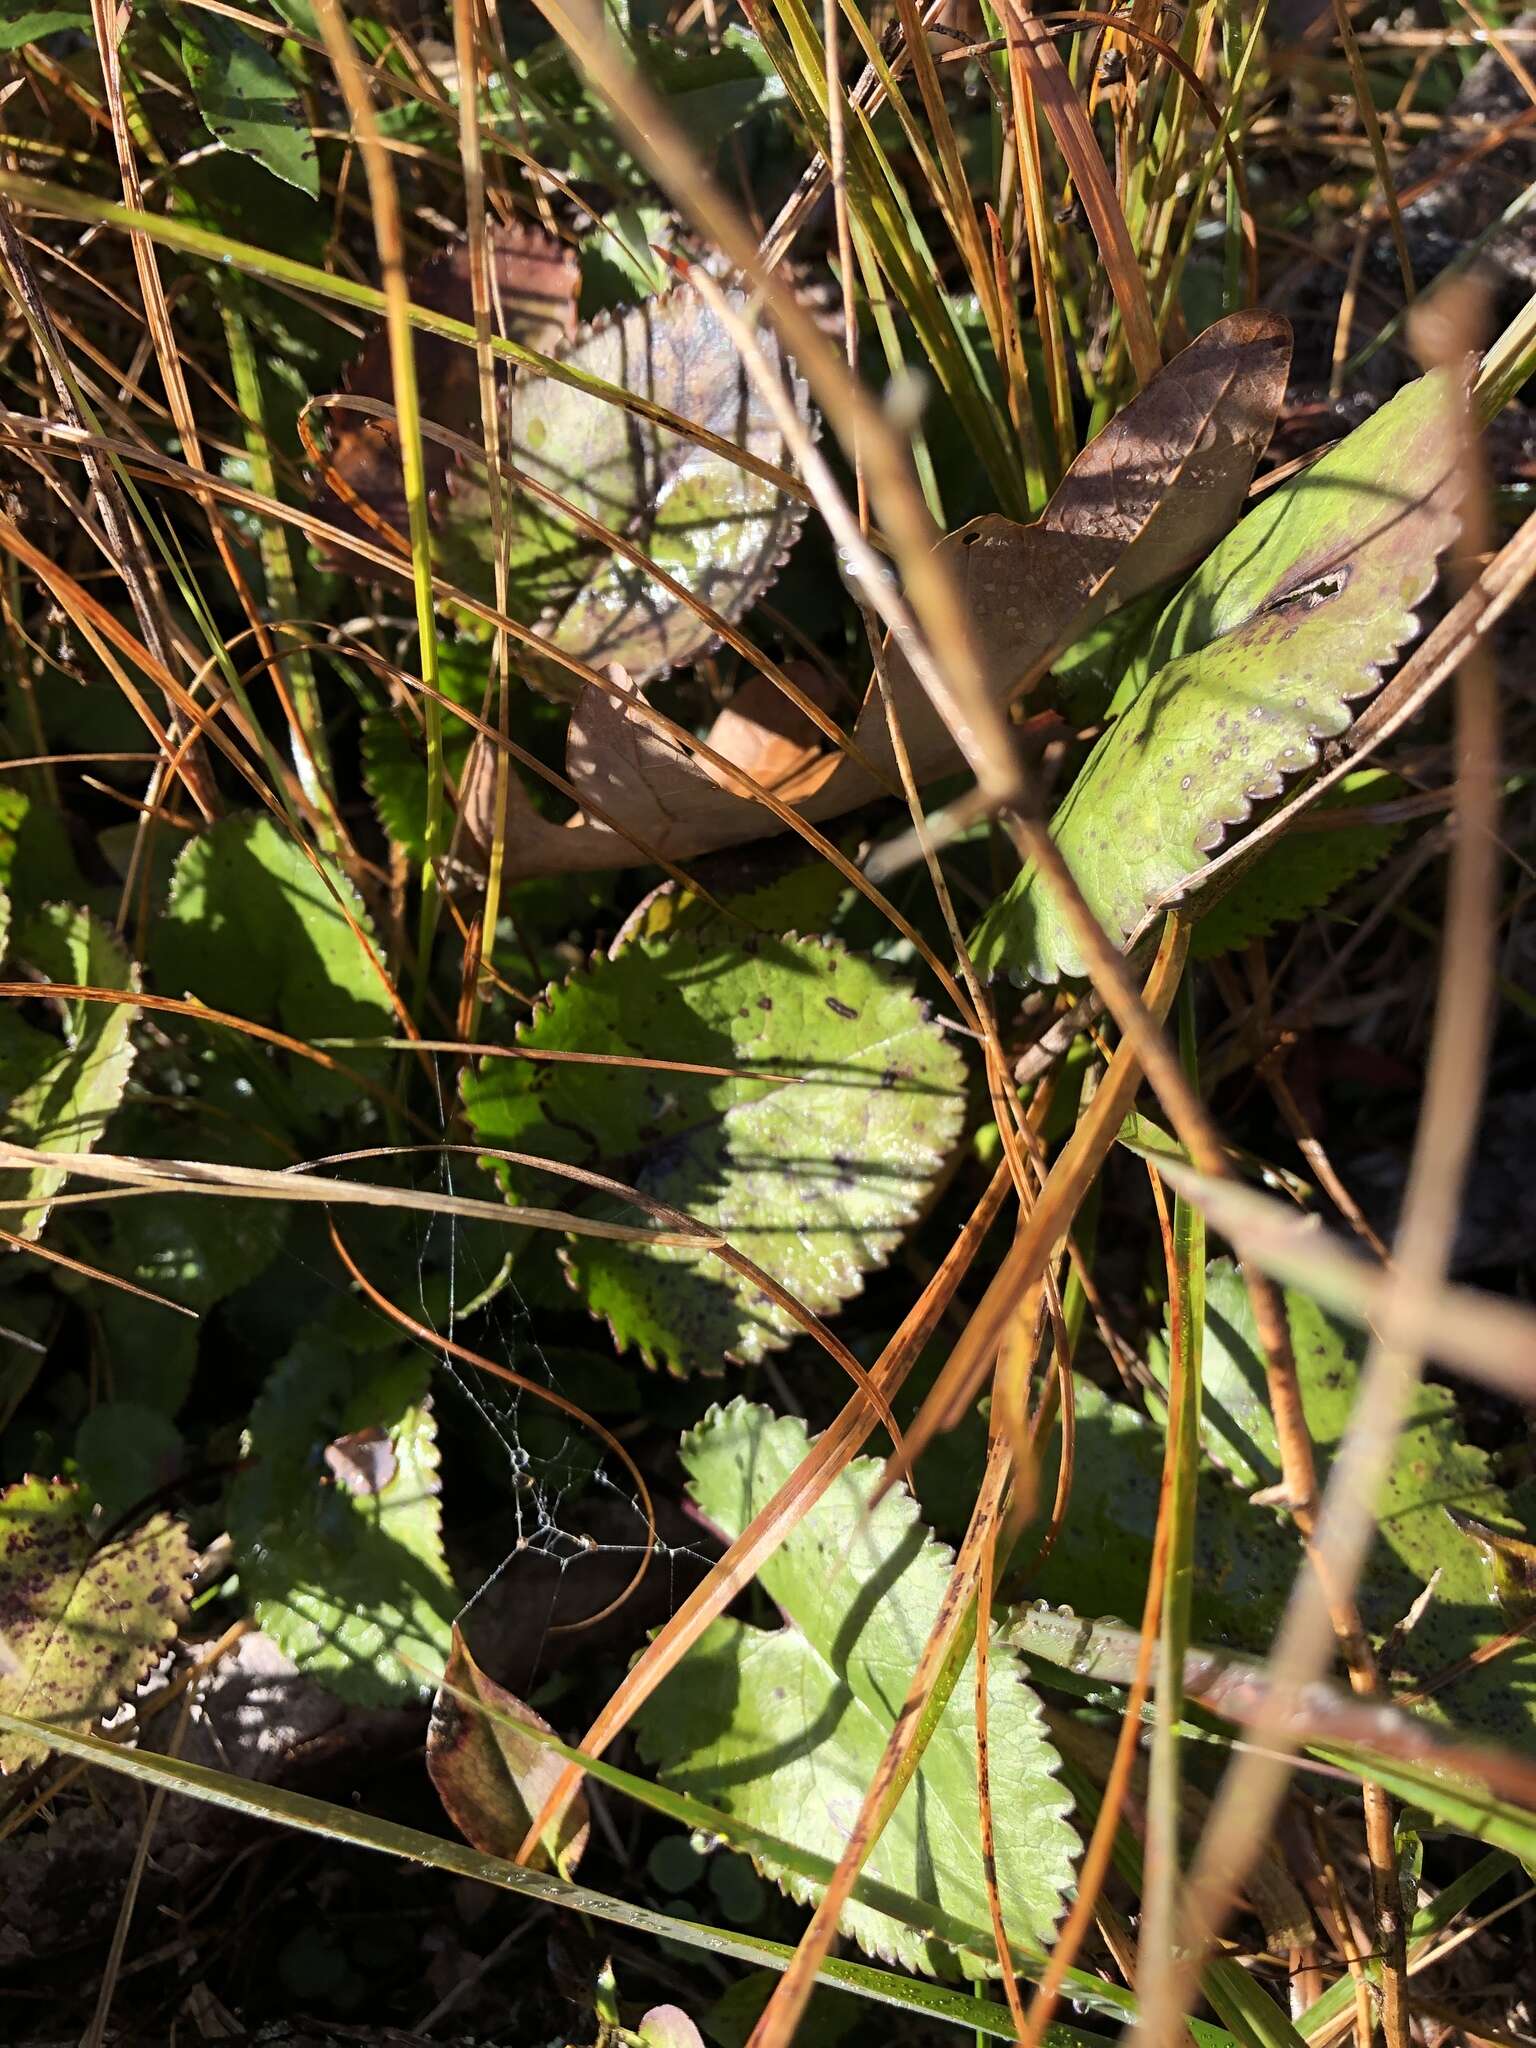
[448,284,815,686]
[665,1397,1079,1971]
[465,935,963,1375]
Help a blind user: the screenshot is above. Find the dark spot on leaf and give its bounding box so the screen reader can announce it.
[826,997,857,1020]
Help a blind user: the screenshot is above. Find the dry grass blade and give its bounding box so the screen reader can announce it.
[0,171,810,506]
[4,413,963,984]
[311,1134,903,1435]
[0,506,421,1052]
[84,0,330,843]
[0,1142,720,1247]
[1015,1290,1182,2048]
[313,0,447,983]
[894,915,1189,1487]
[0,1226,196,1319]
[1,9,1527,2037]
[1327,0,1416,304]
[745,1431,1015,2048]
[0,980,409,1120]
[1146,1162,1536,1405]
[1001,0,1160,388]
[975,1437,1029,2043]
[0,213,215,820]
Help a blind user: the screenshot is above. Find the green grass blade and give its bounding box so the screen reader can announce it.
[220,291,339,835]
[0,1705,1170,2048]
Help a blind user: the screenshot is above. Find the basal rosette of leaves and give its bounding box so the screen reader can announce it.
[459,932,966,1370]
[972,371,1462,984]
[634,1401,1079,1973]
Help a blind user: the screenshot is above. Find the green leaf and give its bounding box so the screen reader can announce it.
[94,1296,200,1417]
[973,372,1461,984]
[0,903,139,1240]
[100,1105,288,1315]
[458,287,812,685]
[635,1401,1078,1972]
[459,932,965,1369]
[361,706,477,863]
[228,1338,458,1704]
[0,1703,1189,2048]
[0,1479,192,1772]
[74,1402,183,1523]
[1190,770,1406,958]
[1305,1744,1536,1871]
[152,814,393,1116]
[427,1624,590,1874]
[635,24,787,144]
[180,17,320,198]
[1043,1260,1536,1750]
[0,8,89,49]
[580,201,674,310]
[107,1181,287,1313]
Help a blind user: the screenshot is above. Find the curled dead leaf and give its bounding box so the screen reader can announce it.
[426,1624,590,1875]
[322,1425,398,1497]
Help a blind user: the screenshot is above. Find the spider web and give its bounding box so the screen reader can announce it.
[373,1061,712,1680]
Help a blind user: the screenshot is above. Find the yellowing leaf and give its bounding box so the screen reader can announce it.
[0,1480,191,1773]
[973,371,1461,983]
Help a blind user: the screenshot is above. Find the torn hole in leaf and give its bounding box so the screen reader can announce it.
[1267,566,1351,613]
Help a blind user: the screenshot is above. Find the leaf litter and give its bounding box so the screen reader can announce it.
[454,308,1294,882]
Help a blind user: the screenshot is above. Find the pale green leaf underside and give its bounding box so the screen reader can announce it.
[460,932,965,1370]
[0,1480,191,1772]
[973,372,1460,984]
[229,1342,457,1704]
[458,288,810,684]
[635,1402,1078,1973]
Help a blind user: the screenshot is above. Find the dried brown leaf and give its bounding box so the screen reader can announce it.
[426,1624,590,1875]
[312,220,579,572]
[467,313,1290,882]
